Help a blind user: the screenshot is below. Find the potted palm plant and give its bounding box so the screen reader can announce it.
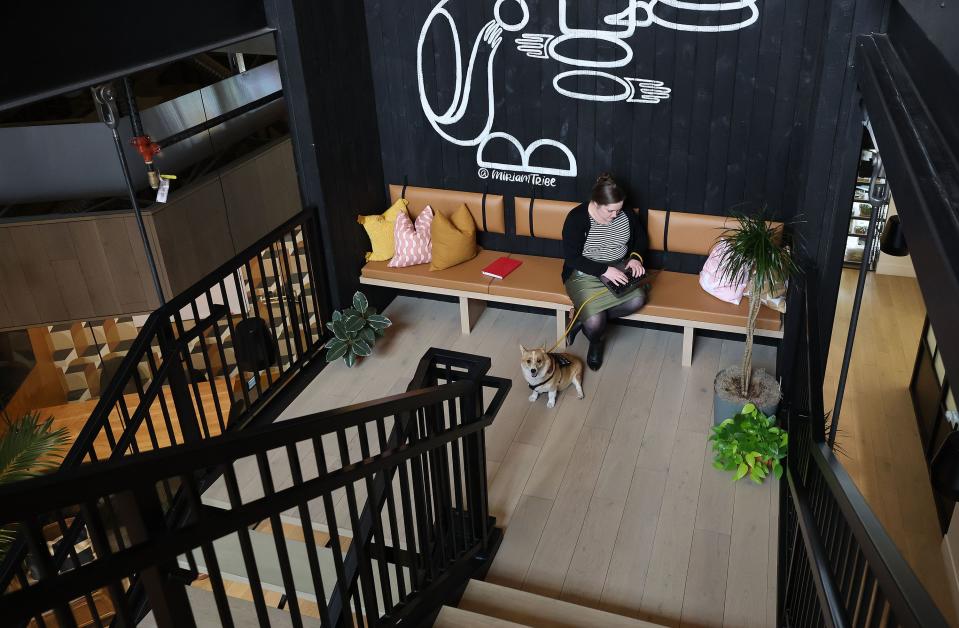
[713,210,798,424]
[0,409,71,560]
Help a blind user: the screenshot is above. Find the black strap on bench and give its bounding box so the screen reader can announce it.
[481,183,489,232]
[663,209,671,253]
[401,175,408,199]
[528,185,537,238]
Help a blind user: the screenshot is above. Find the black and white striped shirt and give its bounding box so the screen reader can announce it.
[582,211,631,263]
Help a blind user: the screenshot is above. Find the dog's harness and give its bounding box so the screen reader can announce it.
[528,353,572,391]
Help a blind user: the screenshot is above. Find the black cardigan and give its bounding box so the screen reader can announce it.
[561,204,649,282]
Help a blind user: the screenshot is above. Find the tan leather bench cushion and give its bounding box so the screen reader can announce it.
[647,209,783,255]
[488,254,571,306]
[389,185,506,234]
[488,256,779,330]
[361,249,500,294]
[514,197,581,240]
[643,270,781,330]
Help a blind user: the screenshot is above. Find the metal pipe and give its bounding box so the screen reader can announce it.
[123,77,144,136]
[155,91,282,149]
[123,76,161,190]
[92,83,166,306]
[829,159,884,447]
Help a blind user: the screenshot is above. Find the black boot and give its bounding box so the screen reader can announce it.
[567,320,583,346]
[587,337,605,370]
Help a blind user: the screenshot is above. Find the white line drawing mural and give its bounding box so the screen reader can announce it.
[417,0,759,177]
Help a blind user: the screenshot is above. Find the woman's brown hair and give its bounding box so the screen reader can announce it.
[590,173,625,206]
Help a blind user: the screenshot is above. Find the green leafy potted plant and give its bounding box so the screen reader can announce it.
[324,291,392,368]
[0,409,71,559]
[710,403,787,484]
[714,210,799,424]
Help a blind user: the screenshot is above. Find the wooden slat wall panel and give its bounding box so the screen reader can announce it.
[142,177,236,298]
[219,139,301,253]
[0,213,160,330]
[0,228,41,326]
[68,220,123,314]
[0,139,303,330]
[95,215,157,313]
[11,225,70,322]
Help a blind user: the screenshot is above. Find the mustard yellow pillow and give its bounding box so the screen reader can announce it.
[357,198,408,261]
[431,204,478,271]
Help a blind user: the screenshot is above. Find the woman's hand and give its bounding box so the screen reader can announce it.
[603,266,629,286]
[626,259,645,278]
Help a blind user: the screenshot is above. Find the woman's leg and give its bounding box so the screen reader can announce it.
[605,293,646,319]
[582,311,607,341]
[582,311,607,370]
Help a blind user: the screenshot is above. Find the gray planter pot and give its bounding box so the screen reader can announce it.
[713,365,781,425]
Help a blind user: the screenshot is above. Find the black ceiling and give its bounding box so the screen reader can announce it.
[0,0,270,113]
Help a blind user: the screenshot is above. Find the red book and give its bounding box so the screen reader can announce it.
[482,257,522,280]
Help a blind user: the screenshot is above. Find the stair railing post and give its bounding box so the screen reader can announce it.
[113,487,197,628]
[461,381,490,552]
[157,319,203,444]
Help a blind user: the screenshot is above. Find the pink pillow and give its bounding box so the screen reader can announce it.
[699,241,748,305]
[388,206,434,267]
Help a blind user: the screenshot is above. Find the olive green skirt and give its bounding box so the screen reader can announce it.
[564,270,644,320]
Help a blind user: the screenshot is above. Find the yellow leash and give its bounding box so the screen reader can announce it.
[545,289,607,354]
[545,255,651,354]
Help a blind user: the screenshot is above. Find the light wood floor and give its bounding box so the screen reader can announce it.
[823,269,958,624]
[285,296,779,628]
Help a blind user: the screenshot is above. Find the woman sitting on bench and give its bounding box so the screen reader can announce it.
[562,173,648,370]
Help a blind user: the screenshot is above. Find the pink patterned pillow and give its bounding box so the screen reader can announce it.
[699,241,748,305]
[388,206,434,267]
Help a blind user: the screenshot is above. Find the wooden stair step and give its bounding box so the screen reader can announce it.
[435,605,530,627]
[458,580,662,628]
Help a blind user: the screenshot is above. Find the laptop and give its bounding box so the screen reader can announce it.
[599,261,647,296]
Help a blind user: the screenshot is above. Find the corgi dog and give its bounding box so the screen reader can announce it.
[520,345,585,408]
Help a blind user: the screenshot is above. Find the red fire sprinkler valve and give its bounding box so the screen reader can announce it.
[131,136,161,189]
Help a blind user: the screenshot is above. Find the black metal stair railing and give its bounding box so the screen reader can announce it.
[0,209,329,613]
[777,271,950,627]
[0,348,510,628]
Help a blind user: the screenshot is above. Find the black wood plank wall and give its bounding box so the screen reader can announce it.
[791,0,891,356]
[366,0,818,220]
[268,0,390,311]
[362,0,889,342]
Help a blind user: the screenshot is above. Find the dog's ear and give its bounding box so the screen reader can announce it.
[519,344,527,354]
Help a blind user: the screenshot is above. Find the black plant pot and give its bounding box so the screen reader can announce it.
[713,366,781,425]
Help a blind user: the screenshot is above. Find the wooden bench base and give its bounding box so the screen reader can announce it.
[359,276,783,366]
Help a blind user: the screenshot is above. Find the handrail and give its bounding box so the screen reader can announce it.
[809,442,948,628]
[0,381,478,515]
[786,468,849,628]
[779,267,949,627]
[0,349,510,627]
[0,207,327,601]
[62,209,318,469]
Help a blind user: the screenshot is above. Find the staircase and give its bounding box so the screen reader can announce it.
[144,536,663,627]
[0,348,515,627]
